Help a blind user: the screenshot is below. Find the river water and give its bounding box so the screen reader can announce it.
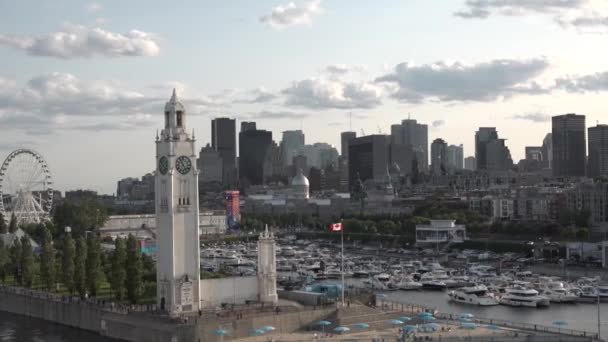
[382,290,608,339]
[0,311,117,342]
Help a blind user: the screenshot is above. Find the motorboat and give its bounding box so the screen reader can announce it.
[597,285,608,302]
[576,286,600,303]
[541,282,578,303]
[353,270,370,278]
[420,270,450,290]
[448,285,499,306]
[499,286,550,308]
[395,276,423,291]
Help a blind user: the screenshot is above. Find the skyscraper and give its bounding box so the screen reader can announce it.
[446,144,464,170]
[340,131,357,159]
[486,139,513,172]
[240,121,257,132]
[475,127,498,171]
[525,146,543,161]
[391,119,428,171]
[431,138,448,175]
[552,114,586,177]
[239,125,272,187]
[542,133,553,169]
[280,130,305,166]
[348,135,390,185]
[211,118,236,187]
[588,124,608,177]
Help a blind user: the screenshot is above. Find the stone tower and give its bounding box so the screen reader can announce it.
[155,89,200,315]
[257,225,278,305]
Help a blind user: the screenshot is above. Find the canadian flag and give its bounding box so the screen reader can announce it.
[330,222,342,232]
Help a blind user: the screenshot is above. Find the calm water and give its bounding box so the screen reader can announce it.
[0,311,117,342]
[383,290,608,339]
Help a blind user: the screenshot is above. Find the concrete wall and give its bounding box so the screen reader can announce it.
[0,290,195,342]
[195,307,334,341]
[200,276,259,308]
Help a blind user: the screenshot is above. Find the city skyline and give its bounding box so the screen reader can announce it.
[3,1,608,193]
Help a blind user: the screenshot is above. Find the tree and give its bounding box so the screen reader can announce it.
[576,227,590,241]
[0,213,7,234]
[20,236,34,288]
[62,234,76,293]
[110,238,127,301]
[40,227,56,290]
[0,240,7,282]
[74,236,87,297]
[125,234,142,304]
[85,234,101,296]
[9,238,22,284]
[8,214,17,234]
[53,200,108,237]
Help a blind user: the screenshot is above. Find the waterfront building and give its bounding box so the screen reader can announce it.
[566,180,608,232]
[415,220,466,244]
[211,118,236,187]
[588,124,608,177]
[552,114,586,177]
[155,90,201,314]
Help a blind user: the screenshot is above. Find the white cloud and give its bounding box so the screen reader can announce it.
[86,2,103,13]
[512,112,551,122]
[432,120,445,128]
[283,78,383,109]
[376,58,550,103]
[555,71,608,92]
[237,87,278,104]
[0,24,160,58]
[325,64,366,76]
[260,0,322,29]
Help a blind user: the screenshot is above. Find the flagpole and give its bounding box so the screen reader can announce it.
[341,221,345,307]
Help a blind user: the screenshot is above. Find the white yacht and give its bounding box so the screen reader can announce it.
[396,276,423,291]
[576,286,600,303]
[420,270,450,290]
[597,285,608,302]
[448,285,499,306]
[499,286,550,308]
[541,282,578,303]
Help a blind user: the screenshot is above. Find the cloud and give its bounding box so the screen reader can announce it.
[237,87,278,104]
[283,78,383,109]
[0,73,221,134]
[456,0,608,32]
[260,0,322,29]
[432,120,445,128]
[555,71,608,92]
[325,64,366,76]
[86,2,103,13]
[455,0,586,19]
[512,112,551,122]
[376,58,550,103]
[0,23,160,58]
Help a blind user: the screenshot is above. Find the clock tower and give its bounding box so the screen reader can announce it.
[155,89,200,315]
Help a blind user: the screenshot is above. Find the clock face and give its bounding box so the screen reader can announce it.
[158,156,169,175]
[175,156,192,175]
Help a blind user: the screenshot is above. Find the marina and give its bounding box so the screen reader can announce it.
[201,236,608,339]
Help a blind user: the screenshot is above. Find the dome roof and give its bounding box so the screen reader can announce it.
[291,169,309,186]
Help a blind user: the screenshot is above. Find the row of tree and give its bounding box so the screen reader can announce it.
[0,213,19,234]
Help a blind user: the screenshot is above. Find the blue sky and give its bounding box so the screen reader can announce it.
[2,0,608,194]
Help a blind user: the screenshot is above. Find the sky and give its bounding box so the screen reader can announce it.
[2,0,608,195]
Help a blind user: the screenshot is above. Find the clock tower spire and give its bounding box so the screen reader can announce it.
[155,90,200,315]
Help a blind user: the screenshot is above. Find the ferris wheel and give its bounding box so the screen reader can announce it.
[0,149,54,225]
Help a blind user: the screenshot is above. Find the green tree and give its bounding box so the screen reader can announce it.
[576,227,590,241]
[85,234,101,296]
[110,238,127,300]
[9,238,22,284]
[20,236,35,288]
[53,200,108,237]
[125,234,142,304]
[0,240,7,282]
[8,214,17,234]
[62,234,76,293]
[40,228,56,290]
[0,213,7,234]
[74,236,87,297]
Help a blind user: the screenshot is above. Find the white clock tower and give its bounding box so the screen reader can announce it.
[155,89,200,315]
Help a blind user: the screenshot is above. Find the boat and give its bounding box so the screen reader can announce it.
[499,286,550,308]
[576,286,600,303]
[396,276,423,291]
[597,285,608,302]
[541,282,578,303]
[448,285,499,306]
[420,270,450,290]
